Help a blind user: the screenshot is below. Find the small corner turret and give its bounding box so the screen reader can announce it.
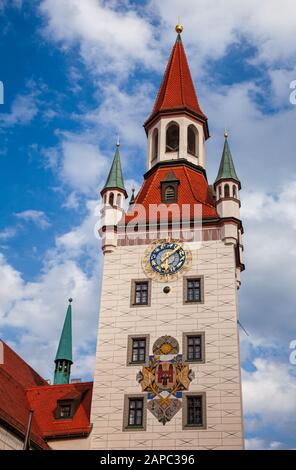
[214,132,244,287]
[100,139,128,254]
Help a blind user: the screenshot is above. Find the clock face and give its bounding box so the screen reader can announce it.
[150,242,186,275]
[143,240,192,282]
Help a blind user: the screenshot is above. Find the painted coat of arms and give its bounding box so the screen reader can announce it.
[136,336,194,425]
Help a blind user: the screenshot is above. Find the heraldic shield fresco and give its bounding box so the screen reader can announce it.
[136,336,195,425]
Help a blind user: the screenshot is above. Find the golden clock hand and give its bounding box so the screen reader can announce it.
[160,246,180,269]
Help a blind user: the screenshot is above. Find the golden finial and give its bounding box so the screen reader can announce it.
[116,134,120,147]
[175,18,183,34]
[224,130,228,139]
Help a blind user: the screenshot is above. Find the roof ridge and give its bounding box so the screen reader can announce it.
[26,381,93,392]
[162,39,178,110]
[1,341,47,386]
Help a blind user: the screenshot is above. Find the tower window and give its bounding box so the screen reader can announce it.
[152,128,158,161]
[233,185,237,198]
[224,184,230,198]
[183,393,206,429]
[116,193,121,207]
[123,395,147,430]
[109,192,114,206]
[166,122,179,152]
[128,398,144,427]
[187,396,203,426]
[184,334,205,362]
[135,282,148,305]
[132,338,146,363]
[187,125,198,156]
[131,280,151,307]
[184,277,203,303]
[127,334,149,365]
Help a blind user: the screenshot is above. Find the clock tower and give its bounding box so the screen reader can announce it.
[90,25,245,450]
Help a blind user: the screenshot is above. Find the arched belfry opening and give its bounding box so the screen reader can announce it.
[166,122,179,153]
[187,125,198,156]
[152,128,159,161]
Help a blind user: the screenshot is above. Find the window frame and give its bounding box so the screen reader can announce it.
[183,276,204,304]
[130,279,151,307]
[182,392,207,430]
[55,400,75,420]
[183,332,205,363]
[123,394,147,431]
[127,334,150,366]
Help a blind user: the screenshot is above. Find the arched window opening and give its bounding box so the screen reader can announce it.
[233,185,237,198]
[152,128,158,161]
[103,194,107,204]
[224,184,230,198]
[166,123,179,152]
[109,192,114,206]
[116,193,121,207]
[187,125,198,156]
[219,186,222,199]
[164,186,175,202]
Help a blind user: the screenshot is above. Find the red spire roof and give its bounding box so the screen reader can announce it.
[145,34,208,135]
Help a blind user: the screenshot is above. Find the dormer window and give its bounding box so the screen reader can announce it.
[161,170,180,203]
[56,400,74,420]
[166,122,179,152]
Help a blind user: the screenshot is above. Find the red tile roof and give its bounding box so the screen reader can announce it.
[1,341,48,388]
[123,163,218,225]
[26,382,93,439]
[0,341,92,448]
[145,35,208,134]
[0,343,50,449]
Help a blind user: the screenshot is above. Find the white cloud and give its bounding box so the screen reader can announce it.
[0,91,39,127]
[0,199,102,380]
[245,438,288,450]
[60,137,109,194]
[15,210,51,229]
[151,0,296,67]
[85,82,154,148]
[54,199,99,260]
[0,227,17,241]
[40,0,160,79]
[243,358,296,432]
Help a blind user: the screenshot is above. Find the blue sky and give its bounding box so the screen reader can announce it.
[1,0,296,450]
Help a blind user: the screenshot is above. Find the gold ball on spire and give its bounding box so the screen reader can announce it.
[175,23,183,34]
[224,131,228,139]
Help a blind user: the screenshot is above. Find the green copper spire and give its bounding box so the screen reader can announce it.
[215,132,240,187]
[54,298,73,385]
[101,139,127,196]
